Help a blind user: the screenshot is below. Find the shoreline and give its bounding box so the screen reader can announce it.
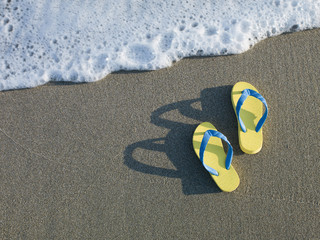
[2,27,320,93]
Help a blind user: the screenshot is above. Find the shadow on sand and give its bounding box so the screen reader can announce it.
[124,85,243,195]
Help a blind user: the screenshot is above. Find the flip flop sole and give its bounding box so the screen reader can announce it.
[192,122,240,192]
[231,82,263,154]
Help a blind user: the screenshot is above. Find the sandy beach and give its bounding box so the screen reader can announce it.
[1,29,319,239]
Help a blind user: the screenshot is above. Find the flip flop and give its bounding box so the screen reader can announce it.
[192,122,240,192]
[231,82,268,154]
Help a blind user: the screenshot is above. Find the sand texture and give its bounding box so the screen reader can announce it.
[1,29,320,239]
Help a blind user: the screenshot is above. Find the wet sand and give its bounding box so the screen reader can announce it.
[1,29,319,239]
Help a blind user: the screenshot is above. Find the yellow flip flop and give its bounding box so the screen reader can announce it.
[192,122,240,192]
[231,82,268,154]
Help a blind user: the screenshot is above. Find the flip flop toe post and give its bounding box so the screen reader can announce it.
[193,122,240,192]
[231,82,268,154]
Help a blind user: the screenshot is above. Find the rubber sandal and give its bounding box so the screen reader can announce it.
[192,122,240,192]
[231,82,268,154]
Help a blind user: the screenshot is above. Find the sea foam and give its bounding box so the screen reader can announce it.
[1,0,320,91]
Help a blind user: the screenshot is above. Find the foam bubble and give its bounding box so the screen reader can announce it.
[0,0,320,91]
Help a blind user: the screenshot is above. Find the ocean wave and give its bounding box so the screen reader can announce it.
[0,0,319,90]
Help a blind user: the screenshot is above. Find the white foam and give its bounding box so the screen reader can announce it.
[1,0,320,91]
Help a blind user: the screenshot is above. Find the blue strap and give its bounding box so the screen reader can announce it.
[199,130,233,176]
[236,89,268,133]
